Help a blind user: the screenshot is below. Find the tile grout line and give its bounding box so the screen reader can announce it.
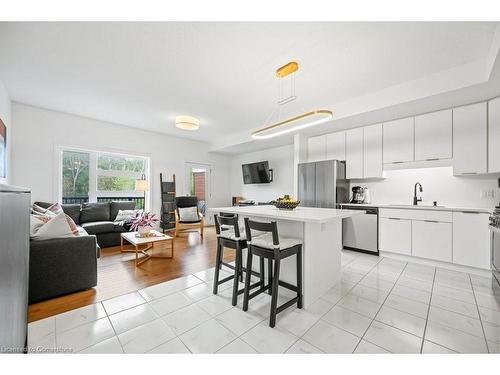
[297,254,385,352]
[468,273,491,353]
[351,260,409,353]
[418,265,437,353]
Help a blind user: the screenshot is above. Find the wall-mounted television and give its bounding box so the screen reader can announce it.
[242,161,271,184]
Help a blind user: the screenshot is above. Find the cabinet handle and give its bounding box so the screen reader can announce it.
[461,172,478,175]
[459,211,481,214]
[424,220,439,223]
[426,158,439,161]
[391,161,404,164]
[388,217,401,220]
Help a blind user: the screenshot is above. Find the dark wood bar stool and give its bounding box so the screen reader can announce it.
[242,217,303,328]
[213,214,264,306]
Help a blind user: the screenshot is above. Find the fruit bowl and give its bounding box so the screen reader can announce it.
[273,200,300,210]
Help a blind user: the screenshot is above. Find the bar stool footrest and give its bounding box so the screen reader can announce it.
[276,297,299,314]
[278,280,299,293]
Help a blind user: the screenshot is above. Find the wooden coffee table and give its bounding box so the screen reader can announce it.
[120,230,174,266]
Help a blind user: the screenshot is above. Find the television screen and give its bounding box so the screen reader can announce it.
[242,161,270,184]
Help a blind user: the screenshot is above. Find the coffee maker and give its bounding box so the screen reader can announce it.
[350,186,365,203]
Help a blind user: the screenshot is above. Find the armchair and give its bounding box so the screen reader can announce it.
[174,196,204,239]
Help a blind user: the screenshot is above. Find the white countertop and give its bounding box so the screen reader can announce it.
[339,203,493,214]
[209,205,364,224]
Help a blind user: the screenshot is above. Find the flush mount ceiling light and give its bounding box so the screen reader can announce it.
[252,61,333,140]
[175,115,200,131]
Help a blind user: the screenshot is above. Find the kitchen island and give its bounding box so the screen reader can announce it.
[209,205,363,307]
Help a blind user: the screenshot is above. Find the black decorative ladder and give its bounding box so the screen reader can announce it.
[160,173,176,232]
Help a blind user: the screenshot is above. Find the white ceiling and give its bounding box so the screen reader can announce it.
[0,22,499,153]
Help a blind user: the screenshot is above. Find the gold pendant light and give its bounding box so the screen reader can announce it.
[252,61,333,139]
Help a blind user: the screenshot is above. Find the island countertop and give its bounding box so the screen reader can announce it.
[209,205,364,224]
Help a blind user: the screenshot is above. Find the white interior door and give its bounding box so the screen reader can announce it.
[185,162,212,224]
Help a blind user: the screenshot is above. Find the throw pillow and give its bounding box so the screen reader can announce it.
[114,209,141,222]
[32,203,57,217]
[178,207,200,222]
[31,211,80,240]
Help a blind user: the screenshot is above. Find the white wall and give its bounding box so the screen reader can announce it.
[353,166,499,208]
[10,103,232,218]
[230,144,295,202]
[0,80,11,185]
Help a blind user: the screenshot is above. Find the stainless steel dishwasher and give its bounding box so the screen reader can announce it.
[341,204,379,255]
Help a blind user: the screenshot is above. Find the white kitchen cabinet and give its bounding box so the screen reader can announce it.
[363,123,383,178]
[379,217,412,255]
[488,97,500,173]
[412,220,452,263]
[307,135,326,162]
[453,102,488,175]
[326,131,345,161]
[345,128,364,179]
[414,109,452,161]
[453,212,491,269]
[383,117,414,164]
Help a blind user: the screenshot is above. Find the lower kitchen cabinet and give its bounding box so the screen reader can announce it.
[379,217,412,255]
[412,220,452,262]
[452,212,491,269]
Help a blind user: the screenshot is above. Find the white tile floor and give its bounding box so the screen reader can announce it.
[28,250,500,354]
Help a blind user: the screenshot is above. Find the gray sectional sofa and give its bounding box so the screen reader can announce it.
[29,201,136,303]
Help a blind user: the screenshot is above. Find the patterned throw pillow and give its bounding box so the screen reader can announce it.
[178,207,200,222]
[30,211,79,240]
[115,209,142,222]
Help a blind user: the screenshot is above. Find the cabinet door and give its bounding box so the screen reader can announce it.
[453,212,491,269]
[308,135,327,162]
[326,131,345,161]
[488,97,500,173]
[363,124,383,178]
[379,217,412,255]
[345,128,364,179]
[383,117,414,164]
[414,109,452,161]
[453,102,487,175]
[412,221,452,262]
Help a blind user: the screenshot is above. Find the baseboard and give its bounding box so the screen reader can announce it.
[379,251,493,278]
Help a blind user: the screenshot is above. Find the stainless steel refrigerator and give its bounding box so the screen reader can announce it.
[0,184,30,353]
[298,160,349,208]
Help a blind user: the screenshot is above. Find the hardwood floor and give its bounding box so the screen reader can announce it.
[27,227,234,323]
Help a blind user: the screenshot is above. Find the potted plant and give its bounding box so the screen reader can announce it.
[130,211,159,236]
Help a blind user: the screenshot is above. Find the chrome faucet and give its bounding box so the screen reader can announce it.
[413,182,423,205]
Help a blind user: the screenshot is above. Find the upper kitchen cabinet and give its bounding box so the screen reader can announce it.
[414,109,452,161]
[345,128,364,179]
[326,131,346,161]
[453,102,487,175]
[307,134,326,162]
[488,97,500,173]
[363,124,383,178]
[383,117,414,164]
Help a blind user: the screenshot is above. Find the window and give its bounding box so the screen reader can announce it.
[60,148,149,209]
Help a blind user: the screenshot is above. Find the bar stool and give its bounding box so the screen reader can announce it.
[213,214,265,306]
[242,218,303,328]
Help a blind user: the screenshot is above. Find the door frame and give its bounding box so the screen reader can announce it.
[184,162,213,225]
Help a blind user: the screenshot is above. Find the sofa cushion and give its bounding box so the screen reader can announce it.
[81,202,110,223]
[81,221,116,235]
[61,204,81,225]
[110,201,136,221]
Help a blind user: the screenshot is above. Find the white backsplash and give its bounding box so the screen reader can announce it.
[351,166,500,208]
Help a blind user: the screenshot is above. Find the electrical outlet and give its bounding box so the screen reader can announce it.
[480,189,495,199]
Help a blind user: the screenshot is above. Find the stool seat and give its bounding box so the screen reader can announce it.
[250,233,302,250]
[219,227,265,241]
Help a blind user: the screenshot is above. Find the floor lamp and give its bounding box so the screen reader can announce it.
[135,174,149,210]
